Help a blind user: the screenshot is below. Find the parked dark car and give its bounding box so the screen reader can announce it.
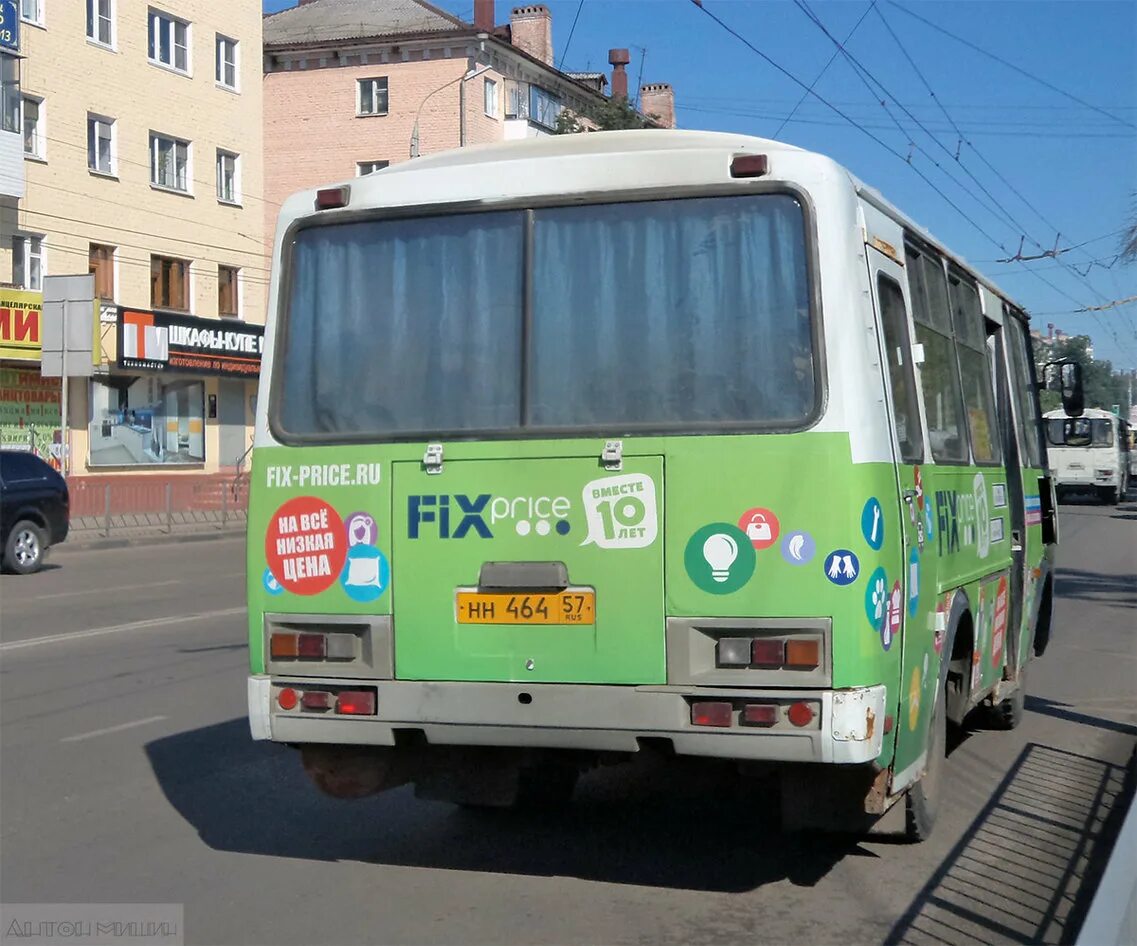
[0,451,69,574]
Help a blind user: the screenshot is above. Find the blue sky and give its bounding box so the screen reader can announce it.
[263,0,1137,371]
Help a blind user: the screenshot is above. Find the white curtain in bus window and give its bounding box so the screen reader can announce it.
[279,212,525,436]
[948,271,1001,464]
[906,248,969,462]
[528,195,814,427]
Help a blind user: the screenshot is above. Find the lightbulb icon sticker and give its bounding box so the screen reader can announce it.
[685,523,755,594]
[702,532,738,582]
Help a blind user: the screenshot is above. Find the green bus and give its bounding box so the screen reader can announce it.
[247,130,1076,840]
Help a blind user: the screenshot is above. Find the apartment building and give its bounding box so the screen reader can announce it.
[263,0,676,244]
[0,0,266,490]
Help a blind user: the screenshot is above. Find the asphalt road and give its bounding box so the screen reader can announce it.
[1,498,1134,946]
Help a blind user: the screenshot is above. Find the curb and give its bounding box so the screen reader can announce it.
[1076,750,1137,945]
[56,528,247,553]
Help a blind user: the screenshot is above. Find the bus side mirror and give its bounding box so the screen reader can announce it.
[1046,360,1084,418]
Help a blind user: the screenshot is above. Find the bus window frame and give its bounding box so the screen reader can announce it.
[267,182,829,446]
[904,237,973,466]
[947,263,1003,467]
[1003,304,1044,470]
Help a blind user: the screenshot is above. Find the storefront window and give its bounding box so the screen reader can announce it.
[0,366,62,467]
[89,377,205,466]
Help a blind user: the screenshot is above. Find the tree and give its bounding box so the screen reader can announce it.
[553,96,658,135]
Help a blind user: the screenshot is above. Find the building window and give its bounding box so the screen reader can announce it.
[13,235,44,291]
[150,132,189,192]
[218,265,239,318]
[1,55,20,134]
[356,160,389,176]
[87,114,114,174]
[484,77,498,118]
[505,80,529,119]
[20,0,43,26]
[215,35,237,89]
[87,0,114,46]
[148,9,190,74]
[22,96,43,159]
[216,149,239,203]
[89,244,116,301]
[151,255,190,312]
[529,86,562,129]
[357,77,388,116]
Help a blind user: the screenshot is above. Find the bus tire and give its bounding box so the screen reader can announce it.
[905,685,946,842]
[988,673,1026,730]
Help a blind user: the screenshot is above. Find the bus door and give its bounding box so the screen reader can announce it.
[991,316,1027,676]
[865,245,925,776]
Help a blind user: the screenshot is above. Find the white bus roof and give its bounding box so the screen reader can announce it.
[291,128,1022,318]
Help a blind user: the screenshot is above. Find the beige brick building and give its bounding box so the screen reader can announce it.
[1,0,267,499]
[263,0,675,246]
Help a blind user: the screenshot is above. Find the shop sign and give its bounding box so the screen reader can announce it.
[0,289,44,361]
[117,308,264,379]
[0,365,62,466]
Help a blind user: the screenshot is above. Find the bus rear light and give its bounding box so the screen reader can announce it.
[297,633,326,658]
[270,633,299,659]
[741,704,778,727]
[324,633,356,660]
[750,638,785,668]
[691,701,733,727]
[301,691,331,710]
[788,701,815,727]
[335,690,377,716]
[730,154,769,178]
[716,637,752,666]
[277,687,298,710]
[315,186,350,210]
[784,639,820,669]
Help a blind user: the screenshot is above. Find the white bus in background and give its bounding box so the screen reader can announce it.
[1044,407,1131,504]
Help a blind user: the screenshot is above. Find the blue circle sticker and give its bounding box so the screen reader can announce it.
[908,547,921,616]
[781,530,816,566]
[339,545,390,602]
[864,566,888,630]
[861,497,884,551]
[263,567,285,596]
[823,549,860,586]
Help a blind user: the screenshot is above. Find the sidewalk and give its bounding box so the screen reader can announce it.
[62,510,248,550]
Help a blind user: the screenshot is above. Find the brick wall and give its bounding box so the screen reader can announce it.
[263,54,507,243]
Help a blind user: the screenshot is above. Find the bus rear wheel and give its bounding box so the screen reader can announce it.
[1097,485,1120,505]
[987,673,1026,730]
[905,685,946,842]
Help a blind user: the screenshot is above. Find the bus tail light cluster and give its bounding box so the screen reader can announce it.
[690,699,819,730]
[270,631,356,661]
[715,636,821,670]
[275,686,377,716]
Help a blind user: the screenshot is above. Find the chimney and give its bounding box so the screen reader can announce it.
[608,48,630,100]
[639,82,675,128]
[510,6,553,66]
[474,0,495,32]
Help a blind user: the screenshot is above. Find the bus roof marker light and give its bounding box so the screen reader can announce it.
[730,154,768,178]
[315,186,350,210]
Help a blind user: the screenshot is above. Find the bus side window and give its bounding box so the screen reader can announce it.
[906,245,969,463]
[877,274,924,462]
[948,271,1001,464]
[1005,311,1043,468]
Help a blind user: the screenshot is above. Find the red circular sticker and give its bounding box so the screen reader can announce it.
[265,497,347,596]
[737,507,780,550]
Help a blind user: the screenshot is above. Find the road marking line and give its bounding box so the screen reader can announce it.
[61,715,169,743]
[0,607,245,652]
[47,579,185,600]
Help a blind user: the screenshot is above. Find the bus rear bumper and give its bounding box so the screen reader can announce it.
[248,676,886,766]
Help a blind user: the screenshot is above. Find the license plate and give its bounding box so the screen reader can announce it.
[455,590,595,625]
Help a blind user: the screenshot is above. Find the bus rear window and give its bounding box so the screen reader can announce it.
[1046,418,1113,447]
[275,194,816,439]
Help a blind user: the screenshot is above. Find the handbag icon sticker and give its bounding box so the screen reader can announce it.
[737,507,780,550]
